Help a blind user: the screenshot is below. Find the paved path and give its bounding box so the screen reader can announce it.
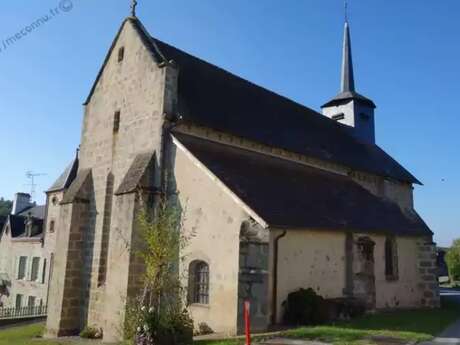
[420,288,460,345]
[260,338,329,345]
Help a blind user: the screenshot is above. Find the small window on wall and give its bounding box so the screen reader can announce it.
[49,220,55,233]
[31,257,40,282]
[332,113,345,121]
[385,237,399,280]
[113,111,121,133]
[17,256,27,280]
[118,46,125,63]
[189,261,209,305]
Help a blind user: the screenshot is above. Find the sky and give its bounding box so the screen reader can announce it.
[0,0,458,246]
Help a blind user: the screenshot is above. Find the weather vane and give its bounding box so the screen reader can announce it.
[131,0,138,17]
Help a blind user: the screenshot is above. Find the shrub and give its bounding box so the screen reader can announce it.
[197,322,214,335]
[135,307,193,345]
[283,289,366,326]
[79,326,102,339]
[283,288,326,325]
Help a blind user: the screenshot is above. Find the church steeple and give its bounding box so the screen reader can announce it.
[321,12,377,145]
[341,21,355,93]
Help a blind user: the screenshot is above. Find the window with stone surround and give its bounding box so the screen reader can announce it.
[31,257,40,282]
[28,296,36,307]
[189,260,209,305]
[17,256,27,280]
[15,294,23,309]
[385,237,399,280]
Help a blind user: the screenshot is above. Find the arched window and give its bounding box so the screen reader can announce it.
[189,261,209,305]
[385,237,398,280]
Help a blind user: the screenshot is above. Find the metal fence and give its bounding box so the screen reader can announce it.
[0,305,47,320]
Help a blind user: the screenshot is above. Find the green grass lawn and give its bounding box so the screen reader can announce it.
[0,323,52,345]
[197,298,460,345]
[1,298,459,345]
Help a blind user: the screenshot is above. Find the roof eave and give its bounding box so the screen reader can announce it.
[321,96,376,109]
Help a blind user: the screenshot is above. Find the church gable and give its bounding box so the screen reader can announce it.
[84,17,168,106]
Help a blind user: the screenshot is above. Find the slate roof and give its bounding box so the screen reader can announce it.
[322,90,376,108]
[48,156,79,193]
[322,22,376,109]
[61,169,92,205]
[115,152,157,195]
[174,133,431,236]
[18,205,46,219]
[8,215,44,238]
[84,17,420,185]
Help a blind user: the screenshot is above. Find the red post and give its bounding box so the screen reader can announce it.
[244,300,251,345]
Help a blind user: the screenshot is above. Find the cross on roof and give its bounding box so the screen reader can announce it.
[131,0,138,17]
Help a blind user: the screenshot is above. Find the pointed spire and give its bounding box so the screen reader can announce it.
[341,20,355,93]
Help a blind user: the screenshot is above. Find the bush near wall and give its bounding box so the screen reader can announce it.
[446,239,460,282]
[283,288,366,326]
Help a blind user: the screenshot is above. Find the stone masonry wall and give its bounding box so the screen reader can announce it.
[416,238,440,308]
[237,221,270,333]
[75,18,174,338]
[45,198,93,336]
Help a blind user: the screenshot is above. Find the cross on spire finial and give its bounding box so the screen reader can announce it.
[344,0,349,23]
[131,0,138,17]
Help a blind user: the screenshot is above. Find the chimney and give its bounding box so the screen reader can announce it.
[12,193,33,215]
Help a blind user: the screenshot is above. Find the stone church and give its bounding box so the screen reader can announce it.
[44,9,439,343]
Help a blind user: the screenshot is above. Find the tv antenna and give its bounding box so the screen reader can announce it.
[25,171,47,201]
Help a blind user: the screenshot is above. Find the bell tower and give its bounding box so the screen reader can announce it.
[321,18,377,144]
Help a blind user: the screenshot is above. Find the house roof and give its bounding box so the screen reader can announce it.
[6,214,44,239]
[84,17,419,185]
[174,133,431,236]
[0,204,45,240]
[47,156,79,193]
[18,205,46,219]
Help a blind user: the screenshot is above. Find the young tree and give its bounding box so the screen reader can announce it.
[126,202,194,345]
[446,239,460,283]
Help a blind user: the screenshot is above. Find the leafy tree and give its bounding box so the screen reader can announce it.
[446,239,460,282]
[0,198,12,217]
